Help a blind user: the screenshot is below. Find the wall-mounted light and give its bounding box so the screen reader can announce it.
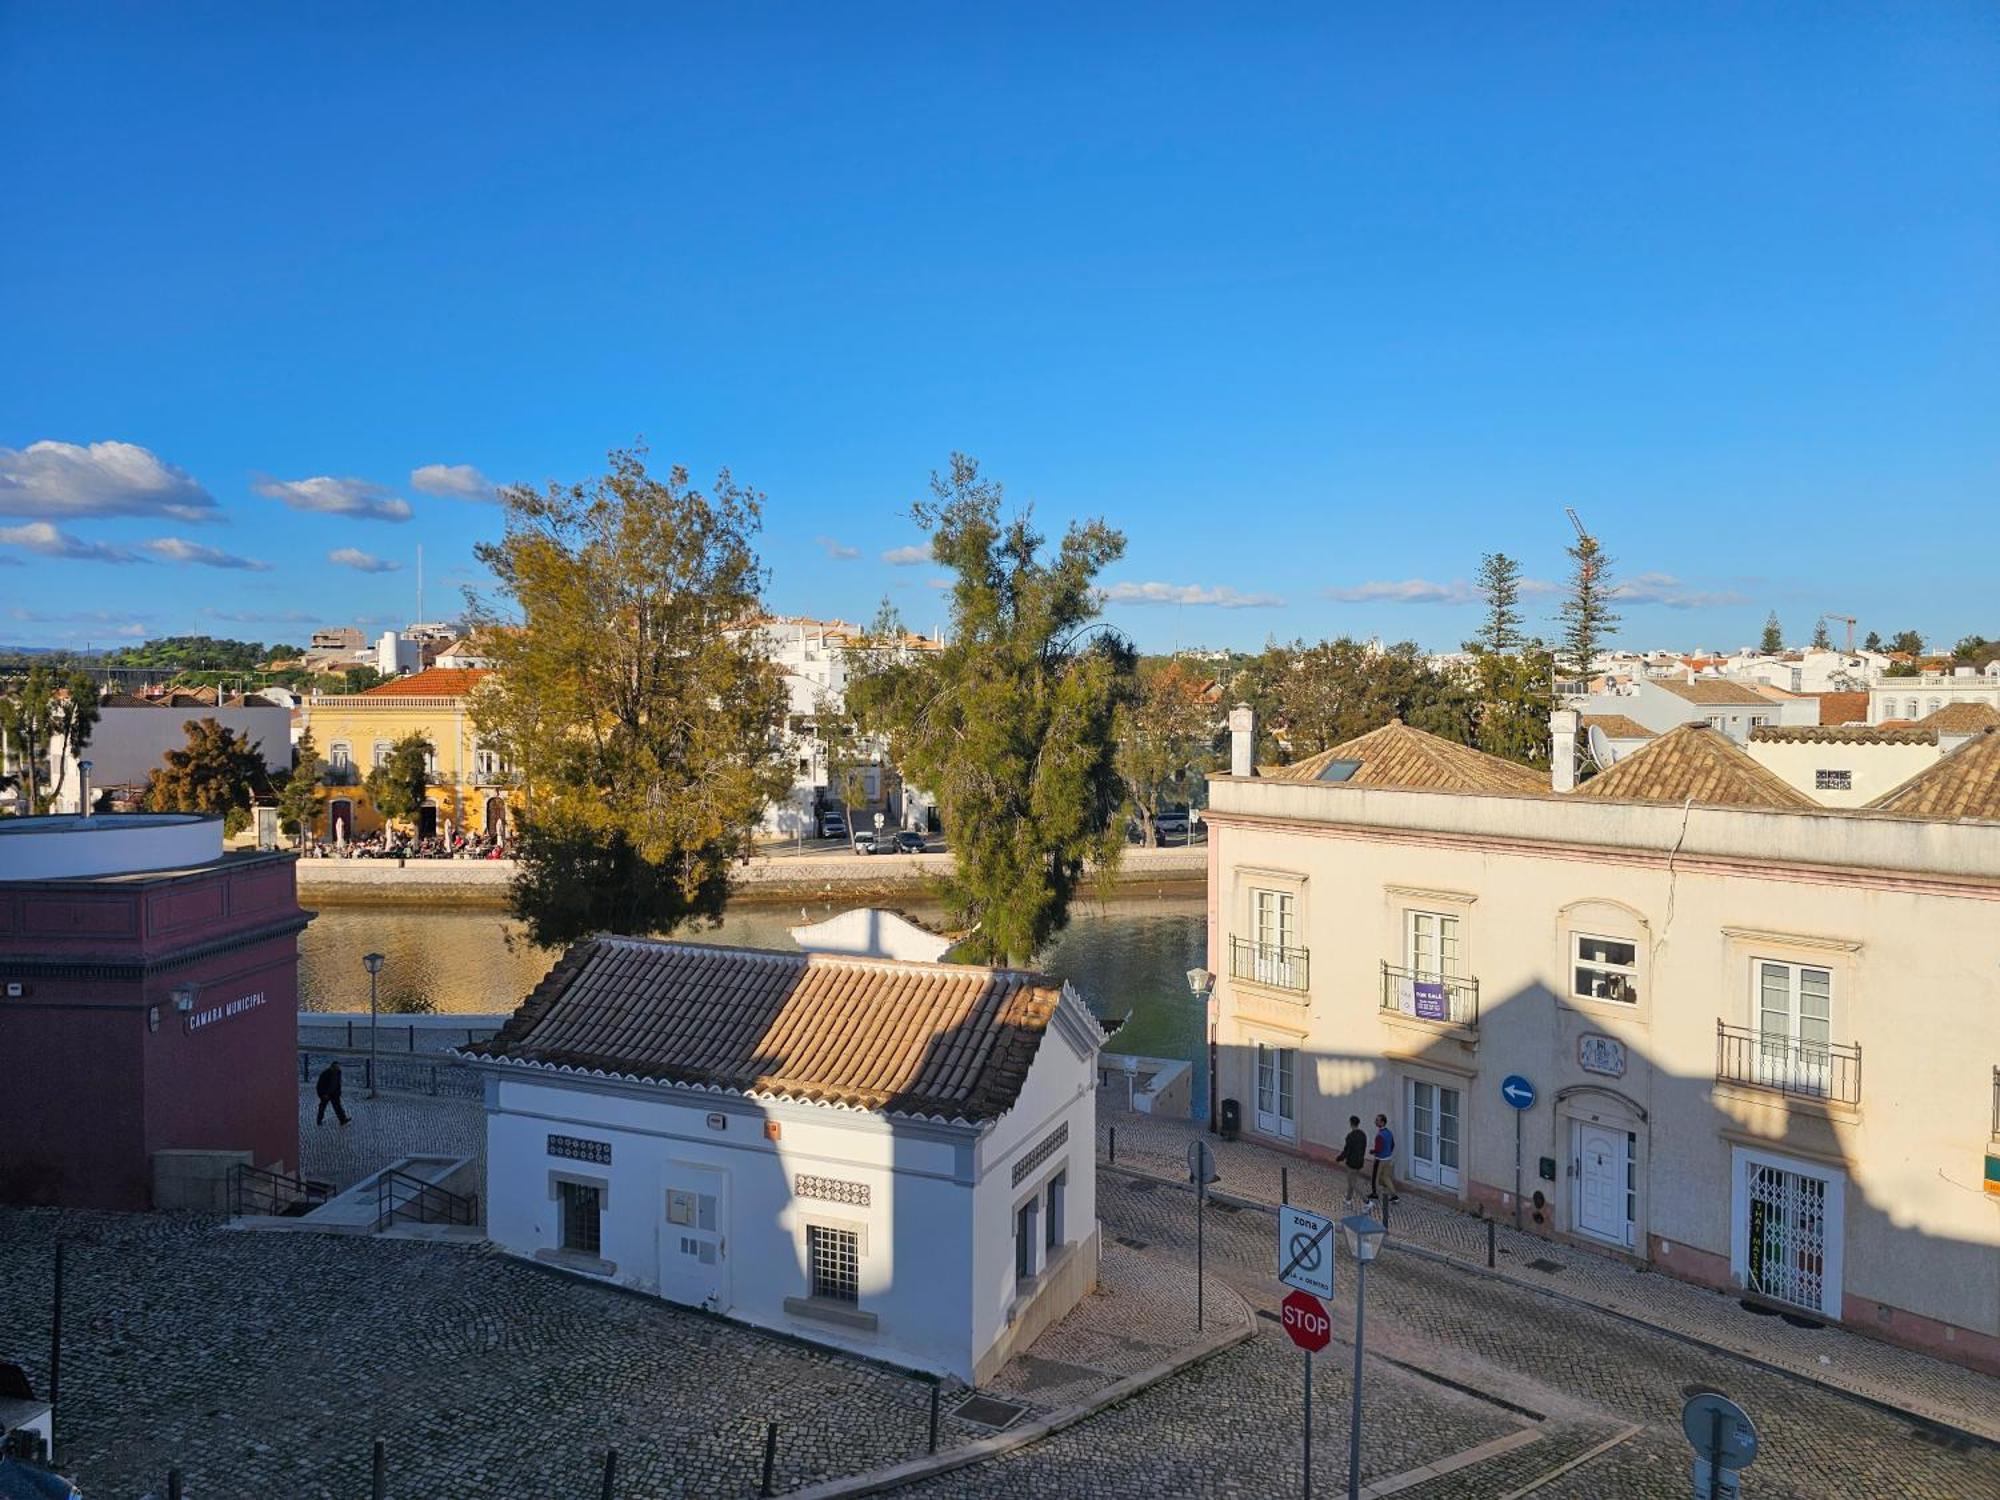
[171,983,196,1014]
[147,1005,161,1033]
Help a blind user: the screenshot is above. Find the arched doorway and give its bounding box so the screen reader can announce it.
[418,801,440,840]
[484,796,507,840]
[328,799,354,843]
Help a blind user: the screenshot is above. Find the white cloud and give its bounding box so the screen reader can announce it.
[1102,581,1286,609]
[411,463,498,502]
[7,606,154,638]
[254,474,413,522]
[0,521,140,563]
[882,543,931,566]
[328,546,402,574]
[0,440,219,522]
[1613,572,1749,609]
[141,537,270,570]
[1320,576,1562,605]
[205,608,318,624]
[815,536,861,561]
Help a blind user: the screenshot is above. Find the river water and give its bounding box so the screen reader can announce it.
[299,892,1207,1058]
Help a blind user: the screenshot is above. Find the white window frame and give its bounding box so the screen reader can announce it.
[806,1221,862,1304]
[1254,1040,1298,1141]
[1014,1197,1041,1284]
[1404,909,1462,979]
[1404,1077,1462,1190]
[1729,1145,1845,1317]
[329,741,352,769]
[1753,958,1834,1094]
[1571,933,1641,1005]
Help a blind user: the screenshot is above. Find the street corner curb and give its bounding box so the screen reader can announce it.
[784,1309,1257,1498]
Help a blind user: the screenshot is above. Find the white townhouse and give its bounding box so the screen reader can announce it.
[1202,713,2000,1375]
[462,939,1103,1385]
[1576,675,1818,745]
[1871,664,2000,726]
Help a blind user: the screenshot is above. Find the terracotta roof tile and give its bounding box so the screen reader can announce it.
[1749,724,1937,746]
[1916,702,2000,734]
[463,938,1076,1122]
[1864,729,2000,821]
[1573,724,1818,810]
[1812,691,1871,726]
[1266,721,1546,794]
[1578,713,1656,741]
[360,667,489,697]
[1653,678,1772,707]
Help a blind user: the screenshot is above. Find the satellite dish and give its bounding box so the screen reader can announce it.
[1586,723,1620,771]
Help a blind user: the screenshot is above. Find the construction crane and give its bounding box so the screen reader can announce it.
[1819,613,1857,654]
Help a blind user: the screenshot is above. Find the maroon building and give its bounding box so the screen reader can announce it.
[0,814,307,1210]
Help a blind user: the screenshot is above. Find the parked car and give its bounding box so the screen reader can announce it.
[819,809,848,839]
[892,830,926,854]
[1151,808,1191,842]
[851,830,879,854]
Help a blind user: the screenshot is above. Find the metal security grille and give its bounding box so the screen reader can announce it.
[807,1225,859,1303]
[1012,1122,1070,1187]
[1745,1162,1828,1312]
[558,1180,602,1256]
[548,1134,612,1165]
[796,1174,871,1207]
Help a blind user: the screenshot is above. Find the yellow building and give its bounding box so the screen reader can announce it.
[299,667,515,842]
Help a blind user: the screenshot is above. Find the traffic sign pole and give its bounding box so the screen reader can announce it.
[1499,1076,1536,1232]
[1514,1110,1523,1232]
[1302,1347,1313,1500]
[1197,1171,1206,1334]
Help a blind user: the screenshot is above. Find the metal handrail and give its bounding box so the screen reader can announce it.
[1715,1021,1861,1105]
[1378,962,1480,1028]
[1228,936,1309,992]
[375,1168,478,1232]
[230,1161,333,1218]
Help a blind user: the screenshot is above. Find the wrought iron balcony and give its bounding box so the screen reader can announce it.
[1716,1021,1861,1106]
[1379,962,1479,1028]
[1228,936,1309,993]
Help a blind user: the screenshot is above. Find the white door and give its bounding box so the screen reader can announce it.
[1254,1042,1297,1140]
[1574,1123,1634,1248]
[1755,961,1833,1095]
[1405,1080,1461,1189]
[1405,910,1460,978]
[659,1163,730,1311]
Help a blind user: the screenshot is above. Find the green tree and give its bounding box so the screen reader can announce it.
[1810,617,1833,651]
[278,727,324,840]
[1471,644,1555,768]
[469,446,790,948]
[849,454,1135,967]
[1467,552,1525,655]
[1242,638,1473,760]
[342,664,388,693]
[1760,612,1783,654]
[1863,630,1882,652]
[1557,527,1620,678]
[143,717,269,833]
[365,733,434,831]
[0,665,101,812]
[1886,629,1927,657]
[1117,659,1216,845]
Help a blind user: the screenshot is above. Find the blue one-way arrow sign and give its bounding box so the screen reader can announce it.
[1500,1074,1536,1110]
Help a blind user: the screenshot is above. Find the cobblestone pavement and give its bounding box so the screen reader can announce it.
[1097,1094,2000,1441]
[891,1164,2000,1498]
[296,1083,486,1193]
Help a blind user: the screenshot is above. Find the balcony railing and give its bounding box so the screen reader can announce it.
[1229,936,1309,993]
[1716,1022,1861,1105]
[1379,962,1479,1028]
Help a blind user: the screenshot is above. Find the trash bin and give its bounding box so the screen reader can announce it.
[1219,1097,1241,1141]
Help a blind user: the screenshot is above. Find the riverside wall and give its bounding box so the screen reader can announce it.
[294,844,1207,907]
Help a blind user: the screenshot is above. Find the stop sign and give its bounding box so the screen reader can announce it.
[1280,1288,1331,1352]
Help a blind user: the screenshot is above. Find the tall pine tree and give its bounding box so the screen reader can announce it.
[1557,528,1619,679]
[1467,552,1525,655]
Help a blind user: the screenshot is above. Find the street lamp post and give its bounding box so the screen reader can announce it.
[78,760,93,818]
[1340,1214,1387,1500]
[362,952,385,1097]
[1184,967,1214,1130]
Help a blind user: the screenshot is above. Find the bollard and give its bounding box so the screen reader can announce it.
[760,1421,778,1496]
[1487,1218,1496,1268]
[1108,1126,1116,1164]
[347,1019,355,1048]
[1281,1166,1289,1206]
[929,1384,941,1454]
[371,1438,386,1500]
[601,1447,618,1500]
[167,1469,182,1500]
[1382,1195,1391,1232]
[408,1022,416,1053]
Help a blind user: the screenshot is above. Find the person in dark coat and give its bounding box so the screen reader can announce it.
[1341,1115,1369,1203]
[315,1060,351,1126]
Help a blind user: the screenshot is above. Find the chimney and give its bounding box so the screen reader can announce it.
[1228,703,1257,778]
[1551,710,1579,794]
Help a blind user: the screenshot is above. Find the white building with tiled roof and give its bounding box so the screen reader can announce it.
[1200,706,2000,1375]
[461,939,1104,1383]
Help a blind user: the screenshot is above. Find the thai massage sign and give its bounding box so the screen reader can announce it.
[1577,1033,1627,1077]
[186,991,267,1033]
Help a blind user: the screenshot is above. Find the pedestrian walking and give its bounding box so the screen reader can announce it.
[1341,1115,1369,1203]
[1366,1112,1398,1203]
[315,1060,351,1127]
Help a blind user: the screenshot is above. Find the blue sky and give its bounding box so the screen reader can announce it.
[3,4,1995,654]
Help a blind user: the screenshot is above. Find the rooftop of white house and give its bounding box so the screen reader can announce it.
[461,938,1094,1123]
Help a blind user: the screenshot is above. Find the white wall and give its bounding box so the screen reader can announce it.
[1745,738,1942,808]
